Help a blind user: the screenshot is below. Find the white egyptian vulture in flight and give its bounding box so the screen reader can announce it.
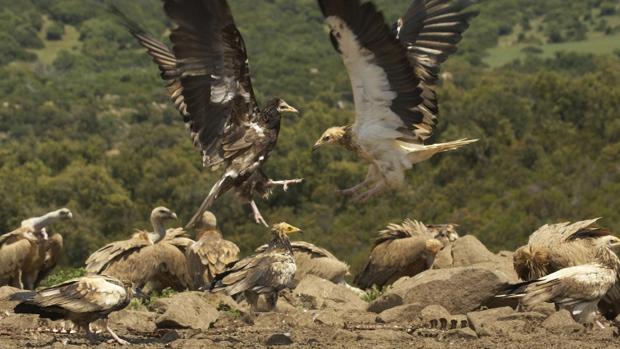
[312,0,478,201]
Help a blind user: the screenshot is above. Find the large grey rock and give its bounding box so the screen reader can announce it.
[467,307,521,336]
[153,292,219,330]
[542,309,582,334]
[433,236,519,282]
[109,310,157,333]
[370,266,509,314]
[376,303,425,323]
[293,275,366,311]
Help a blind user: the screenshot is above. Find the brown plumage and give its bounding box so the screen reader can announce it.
[513,218,620,319]
[210,223,301,312]
[11,275,134,345]
[501,239,620,325]
[256,240,349,284]
[85,207,191,292]
[186,211,240,290]
[354,219,446,289]
[33,232,64,288]
[0,208,72,289]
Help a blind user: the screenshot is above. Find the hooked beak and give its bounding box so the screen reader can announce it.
[312,141,322,152]
[287,227,303,235]
[170,212,178,220]
[67,212,74,219]
[280,101,299,114]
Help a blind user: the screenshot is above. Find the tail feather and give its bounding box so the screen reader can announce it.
[9,291,36,302]
[186,176,234,229]
[403,138,478,163]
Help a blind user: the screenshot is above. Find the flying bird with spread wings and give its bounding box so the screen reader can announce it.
[111,0,302,227]
[312,0,478,201]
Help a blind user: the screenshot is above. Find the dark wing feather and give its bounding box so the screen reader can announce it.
[319,0,424,130]
[393,0,477,141]
[164,0,257,166]
[113,1,257,168]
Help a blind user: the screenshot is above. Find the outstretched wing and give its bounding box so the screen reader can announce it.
[85,232,150,274]
[318,0,424,144]
[393,0,477,141]
[113,1,257,168]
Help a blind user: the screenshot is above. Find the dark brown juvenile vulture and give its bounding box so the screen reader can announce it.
[354,219,445,289]
[210,223,301,312]
[186,211,240,290]
[11,275,134,345]
[0,208,72,289]
[111,0,302,227]
[256,240,350,284]
[85,207,191,292]
[513,219,620,319]
[500,237,620,326]
[311,0,477,201]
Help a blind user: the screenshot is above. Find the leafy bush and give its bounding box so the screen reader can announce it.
[46,21,65,41]
[40,267,85,287]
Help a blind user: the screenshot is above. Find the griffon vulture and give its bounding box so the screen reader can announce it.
[0,208,72,289]
[186,211,240,290]
[210,222,301,312]
[85,207,191,292]
[513,218,620,319]
[500,237,620,326]
[312,0,478,201]
[354,219,445,289]
[11,275,134,345]
[111,0,302,227]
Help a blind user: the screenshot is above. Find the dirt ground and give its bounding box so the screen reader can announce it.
[1,310,619,349]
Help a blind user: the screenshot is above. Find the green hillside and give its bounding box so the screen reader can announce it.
[0,0,619,276]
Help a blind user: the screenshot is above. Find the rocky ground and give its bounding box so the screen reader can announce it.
[1,236,619,348]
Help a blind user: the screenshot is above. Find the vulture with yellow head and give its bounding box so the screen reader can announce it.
[210,223,301,311]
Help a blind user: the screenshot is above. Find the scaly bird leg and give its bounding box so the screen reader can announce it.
[84,324,98,344]
[105,319,129,346]
[267,178,304,192]
[353,180,387,203]
[250,200,269,227]
[341,164,380,196]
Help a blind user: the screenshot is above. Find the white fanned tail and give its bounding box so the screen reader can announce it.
[400,138,478,165]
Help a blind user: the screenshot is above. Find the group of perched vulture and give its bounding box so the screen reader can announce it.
[1,0,618,346]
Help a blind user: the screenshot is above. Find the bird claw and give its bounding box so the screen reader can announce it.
[254,212,269,227]
[268,178,304,192]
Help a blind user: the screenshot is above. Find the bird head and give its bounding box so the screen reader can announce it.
[200,211,217,230]
[428,224,460,243]
[604,235,620,252]
[151,206,178,222]
[313,126,348,151]
[267,98,299,115]
[271,222,303,238]
[54,208,74,220]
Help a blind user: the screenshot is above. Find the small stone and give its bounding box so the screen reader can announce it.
[419,304,451,324]
[367,293,403,313]
[377,303,425,323]
[265,333,293,346]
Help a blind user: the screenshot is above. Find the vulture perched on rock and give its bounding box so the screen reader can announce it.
[210,223,301,312]
[186,211,240,290]
[354,219,446,289]
[10,275,134,345]
[85,207,191,292]
[256,240,350,284]
[312,0,478,201]
[111,0,302,227]
[513,218,620,319]
[500,237,620,326]
[0,208,72,289]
